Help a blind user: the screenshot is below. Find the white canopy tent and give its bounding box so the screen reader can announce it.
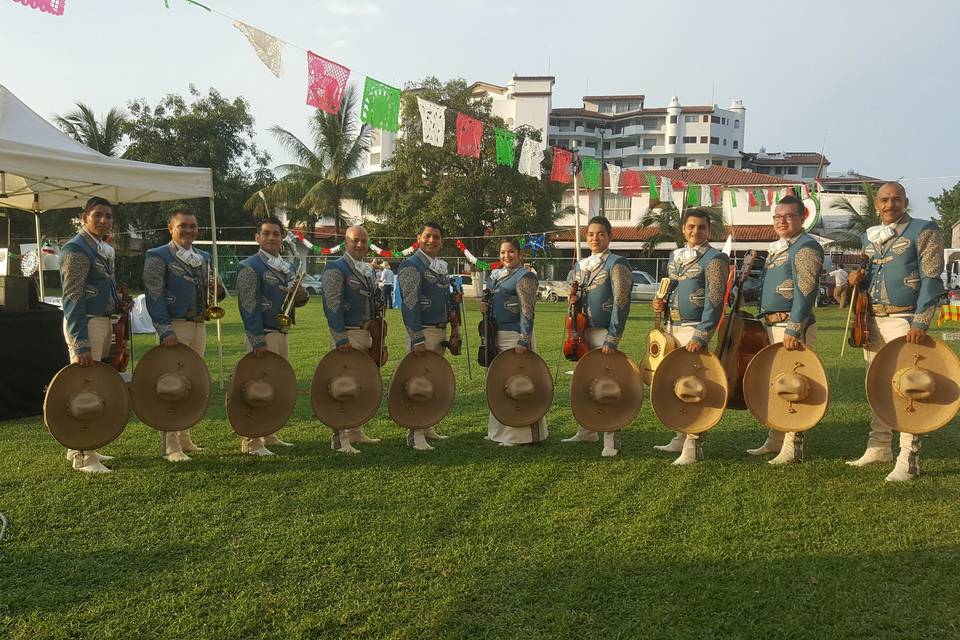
[0,85,225,383]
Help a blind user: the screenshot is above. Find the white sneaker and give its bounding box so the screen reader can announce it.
[334,443,361,454]
[164,451,192,463]
[747,430,784,456]
[248,447,275,457]
[885,467,917,482]
[265,435,294,447]
[76,461,112,474]
[498,442,516,447]
[562,428,598,443]
[885,433,921,482]
[768,433,800,465]
[424,428,448,441]
[672,436,702,466]
[66,450,113,462]
[409,430,434,451]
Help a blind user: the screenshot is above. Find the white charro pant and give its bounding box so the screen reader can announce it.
[487,330,548,445]
[63,317,112,468]
[161,320,206,457]
[862,314,913,448]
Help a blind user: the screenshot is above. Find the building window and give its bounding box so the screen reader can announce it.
[660,158,668,166]
[756,167,770,174]
[802,166,818,179]
[775,167,784,175]
[734,119,740,129]
[642,158,655,166]
[668,136,677,144]
[785,166,798,175]
[711,116,721,124]
[616,141,632,149]
[369,152,381,165]
[721,117,727,125]
[723,138,727,146]
[699,136,708,143]
[643,138,655,150]
[556,138,568,147]
[683,136,697,143]
[599,104,612,113]
[669,115,677,124]
[605,194,632,221]
[703,115,709,123]
[727,160,736,168]
[705,159,711,165]
[732,140,739,149]
[604,142,612,151]
[710,136,719,145]
[684,115,698,123]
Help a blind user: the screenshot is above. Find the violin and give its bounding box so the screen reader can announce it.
[368,289,389,367]
[446,281,463,356]
[477,288,498,367]
[110,283,134,372]
[563,281,589,362]
[848,254,871,349]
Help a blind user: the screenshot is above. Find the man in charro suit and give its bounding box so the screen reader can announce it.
[59,196,120,473]
[847,182,944,481]
[321,225,382,454]
[561,215,633,457]
[651,208,728,465]
[143,208,225,463]
[745,195,824,464]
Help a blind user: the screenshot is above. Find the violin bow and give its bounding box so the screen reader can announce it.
[457,279,473,381]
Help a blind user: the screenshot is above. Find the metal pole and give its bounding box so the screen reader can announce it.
[572,144,582,262]
[599,129,606,217]
[34,211,45,300]
[208,197,224,390]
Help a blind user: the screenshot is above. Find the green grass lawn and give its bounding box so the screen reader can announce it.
[2,301,960,639]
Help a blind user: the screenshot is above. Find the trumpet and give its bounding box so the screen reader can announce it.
[276,270,307,327]
[204,261,225,321]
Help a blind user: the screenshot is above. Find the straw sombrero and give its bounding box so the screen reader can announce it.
[311,349,383,430]
[743,343,828,433]
[44,362,130,450]
[226,351,298,438]
[570,349,643,432]
[388,351,455,429]
[650,348,728,434]
[130,344,211,431]
[486,349,553,426]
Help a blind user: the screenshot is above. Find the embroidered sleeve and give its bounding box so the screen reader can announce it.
[605,260,633,350]
[236,266,265,348]
[143,254,174,339]
[321,267,348,346]
[60,247,91,355]
[913,227,945,330]
[398,265,424,345]
[516,272,538,346]
[693,254,728,347]
[787,245,823,339]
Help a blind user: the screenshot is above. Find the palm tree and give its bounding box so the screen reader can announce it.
[53,102,127,156]
[246,86,371,237]
[637,203,726,254]
[823,182,881,253]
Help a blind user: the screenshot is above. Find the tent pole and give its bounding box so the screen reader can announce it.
[34,211,44,300]
[209,197,223,391]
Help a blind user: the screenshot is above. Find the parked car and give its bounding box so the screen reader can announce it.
[631,270,658,301]
[456,274,478,299]
[302,274,323,296]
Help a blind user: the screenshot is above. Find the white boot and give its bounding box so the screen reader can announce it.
[163,432,191,463]
[72,451,112,474]
[653,432,684,453]
[885,433,921,482]
[424,427,448,441]
[408,429,434,451]
[178,430,203,452]
[350,429,381,444]
[562,427,599,443]
[769,432,802,465]
[846,446,893,467]
[331,430,360,454]
[242,437,274,456]
[601,431,621,458]
[265,433,294,447]
[672,435,703,466]
[747,430,784,456]
[66,449,113,463]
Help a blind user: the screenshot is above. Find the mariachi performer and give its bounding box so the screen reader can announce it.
[58,196,121,473]
[320,224,383,453]
[483,238,548,445]
[847,182,944,481]
[745,195,824,464]
[235,216,308,456]
[560,216,633,456]
[397,221,455,449]
[142,207,225,462]
[652,208,728,464]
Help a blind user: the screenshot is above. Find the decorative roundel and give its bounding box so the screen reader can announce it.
[802,197,821,232]
[21,251,39,277]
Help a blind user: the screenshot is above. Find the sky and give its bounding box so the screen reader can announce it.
[1,0,958,218]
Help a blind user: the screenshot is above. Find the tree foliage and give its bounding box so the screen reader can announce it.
[53,102,128,156]
[364,77,564,258]
[823,182,881,253]
[931,180,960,245]
[245,86,371,236]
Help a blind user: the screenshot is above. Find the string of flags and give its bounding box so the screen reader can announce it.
[10,0,65,15]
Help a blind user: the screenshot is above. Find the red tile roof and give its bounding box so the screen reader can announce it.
[553,224,779,243]
[617,166,793,186]
[742,152,830,166]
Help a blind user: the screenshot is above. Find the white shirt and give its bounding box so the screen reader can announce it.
[830,268,848,286]
[380,267,395,286]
